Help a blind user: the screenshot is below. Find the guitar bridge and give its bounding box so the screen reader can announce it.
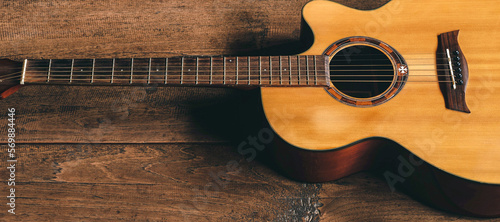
[437,30,470,113]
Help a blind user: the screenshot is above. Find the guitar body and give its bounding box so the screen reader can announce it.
[261,0,500,217]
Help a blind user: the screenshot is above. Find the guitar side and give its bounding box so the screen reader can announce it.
[261,0,500,217]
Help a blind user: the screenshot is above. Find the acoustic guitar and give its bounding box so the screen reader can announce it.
[1,0,499,217]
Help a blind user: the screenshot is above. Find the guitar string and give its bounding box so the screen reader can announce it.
[15,77,455,83]
[7,71,456,79]
[0,72,458,82]
[20,80,456,84]
[0,56,454,67]
[0,62,457,72]
[7,64,456,72]
[1,62,453,70]
[13,73,456,83]
[1,67,456,77]
[0,77,458,83]
[0,61,452,69]
[0,75,456,83]
[0,67,458,75]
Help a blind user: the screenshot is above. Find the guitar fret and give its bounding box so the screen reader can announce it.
[47,59,52,82]
[210,56,213,85]
[236,56,239,85]
[297,56,300,85]
[181,57,184,84]
[130,58,134,84]
[269,56,272,85]
[248,57,251,85]
[289,56,292,85]
[111,58,115,84]
[165,58,168,84]
[91,59,95,83]
[279,56,282,85]
[223,57,226,85]
[314,56,317,85]
[196,57,199,85]
[69,59,74,83]
[259,56,262,85]
[20,59,27,85]
[148,58,152,84]
[306,56,309,85]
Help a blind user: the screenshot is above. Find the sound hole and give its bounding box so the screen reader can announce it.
[330,45,394,98]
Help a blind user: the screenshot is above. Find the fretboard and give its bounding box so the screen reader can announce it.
[21,56,330,87]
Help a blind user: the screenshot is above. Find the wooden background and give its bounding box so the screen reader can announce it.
[0,0,495,221]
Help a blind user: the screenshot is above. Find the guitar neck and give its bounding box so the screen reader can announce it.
[21,55,330,87]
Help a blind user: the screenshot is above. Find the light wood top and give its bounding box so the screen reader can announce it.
[262,0,500,183]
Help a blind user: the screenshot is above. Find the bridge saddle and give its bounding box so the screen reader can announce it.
[437,30,470,113]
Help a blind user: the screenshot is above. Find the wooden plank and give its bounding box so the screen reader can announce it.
[0,85,246,143]
[0,0,309,60]
[0,144,322,221]
[318,174,486,221]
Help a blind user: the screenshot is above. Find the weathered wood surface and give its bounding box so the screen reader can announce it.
[0,0,494,221]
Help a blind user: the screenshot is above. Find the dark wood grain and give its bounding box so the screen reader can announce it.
[0,0,493,221]
[0,144,324,221]
[437,30,470,113]
[0,59,23,98]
